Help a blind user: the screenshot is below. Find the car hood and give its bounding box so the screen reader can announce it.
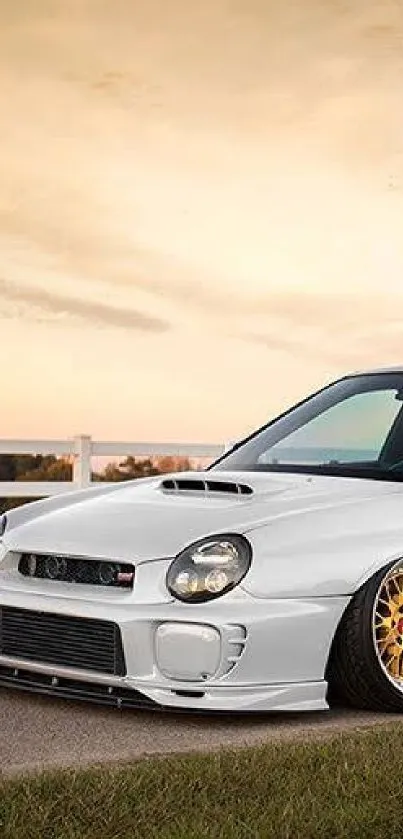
[3,470,403,563]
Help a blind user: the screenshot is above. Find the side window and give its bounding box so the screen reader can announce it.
[259,390,402,465]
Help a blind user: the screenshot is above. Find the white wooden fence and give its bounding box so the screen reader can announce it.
[0,436,225,498]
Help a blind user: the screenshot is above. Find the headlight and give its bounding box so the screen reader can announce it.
[0,514,7,538]
[166,534,252,603]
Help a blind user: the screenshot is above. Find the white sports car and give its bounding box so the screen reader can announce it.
[3,367,403,713]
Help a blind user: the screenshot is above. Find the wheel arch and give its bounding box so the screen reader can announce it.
[324,556,402,709]
[353,550,403,595]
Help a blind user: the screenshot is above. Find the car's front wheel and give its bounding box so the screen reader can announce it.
[328,561,403,712]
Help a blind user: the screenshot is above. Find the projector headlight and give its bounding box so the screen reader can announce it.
[0,514,7,538]
[166,535,252,603]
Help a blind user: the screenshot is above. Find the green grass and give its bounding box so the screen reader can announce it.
[2,725,403,839]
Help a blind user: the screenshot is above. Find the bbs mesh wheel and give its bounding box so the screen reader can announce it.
[327,561,403,712]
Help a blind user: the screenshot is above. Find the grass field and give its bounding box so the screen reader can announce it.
[2,724,403,839]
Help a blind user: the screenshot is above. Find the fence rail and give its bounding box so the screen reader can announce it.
[0,435,225,497]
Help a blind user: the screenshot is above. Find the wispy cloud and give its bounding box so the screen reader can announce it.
[0,278,170,333]
[239,293,403,367]
[1,1,403,440]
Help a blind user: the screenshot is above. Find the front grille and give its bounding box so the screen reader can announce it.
[18,553,135,588]
[0,607,126,676]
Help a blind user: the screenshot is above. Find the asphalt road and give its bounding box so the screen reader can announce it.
[2,687,403,777]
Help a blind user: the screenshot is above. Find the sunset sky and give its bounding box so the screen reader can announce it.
[1,1,403,444]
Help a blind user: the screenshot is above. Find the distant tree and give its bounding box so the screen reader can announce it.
[94,455,193,483]
[155,456,193,474]
[0,454,72,512]
[0,455,46,482]
[17,457,72,483]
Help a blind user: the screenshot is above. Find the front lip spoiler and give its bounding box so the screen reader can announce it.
[0,664,161,711]
[0,665,330,715]
[0,665,255,716]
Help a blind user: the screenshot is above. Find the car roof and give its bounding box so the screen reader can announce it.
[349,365,403,377]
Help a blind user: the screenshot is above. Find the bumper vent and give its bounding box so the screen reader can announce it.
[0,607,126,676]
[161,478,253,496]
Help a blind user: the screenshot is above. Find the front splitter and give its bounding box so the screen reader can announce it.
[0,664,161,711]
[0,663,328,714]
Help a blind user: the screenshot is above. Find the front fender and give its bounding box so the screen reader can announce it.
[242,507,403,598]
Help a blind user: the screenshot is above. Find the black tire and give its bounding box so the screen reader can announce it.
[327,561,403,712]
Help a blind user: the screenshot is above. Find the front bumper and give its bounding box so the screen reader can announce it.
[0,575,348,711]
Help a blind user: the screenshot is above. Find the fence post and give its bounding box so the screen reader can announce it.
[73,435,92,488]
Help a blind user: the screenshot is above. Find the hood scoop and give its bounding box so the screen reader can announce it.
[160,478,254,497]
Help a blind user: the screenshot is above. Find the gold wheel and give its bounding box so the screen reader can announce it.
[374,567,403,685]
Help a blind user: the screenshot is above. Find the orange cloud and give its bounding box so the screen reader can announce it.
[0,278,170,333]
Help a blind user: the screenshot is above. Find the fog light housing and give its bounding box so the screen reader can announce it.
[155,622,221,681]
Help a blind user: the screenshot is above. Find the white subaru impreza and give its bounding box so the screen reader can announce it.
[1,367,403,713]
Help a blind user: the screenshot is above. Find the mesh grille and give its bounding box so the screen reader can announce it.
[18,554,135,588]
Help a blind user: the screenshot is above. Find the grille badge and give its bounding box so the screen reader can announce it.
[117,571,134,585]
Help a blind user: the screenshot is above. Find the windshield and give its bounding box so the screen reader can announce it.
[211,373,403,481]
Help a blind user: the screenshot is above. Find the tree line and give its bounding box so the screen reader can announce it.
[0,454,193,511]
